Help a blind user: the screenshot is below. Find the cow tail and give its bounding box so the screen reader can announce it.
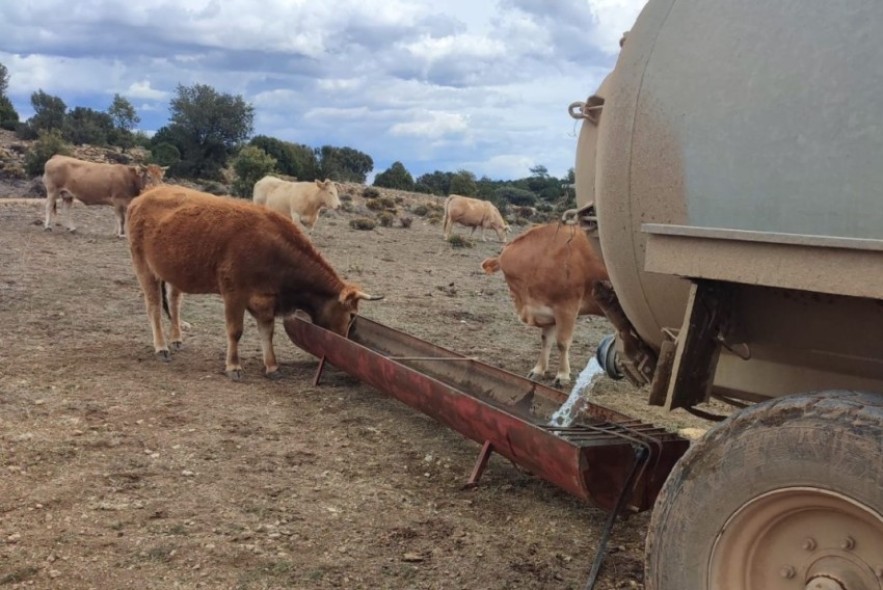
[481,257,501,275]
[161,281,171,319]
[442,196,452,234]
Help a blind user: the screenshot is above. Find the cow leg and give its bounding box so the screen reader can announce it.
[114,203,127,238]
[132,258,170,361]
[222,296,247,381]
[552,308,580,387]
[167,285,185,351]
[249,296,280,379]
[60,196,76,233]
[44,189,57,230]
[528,325,556,381]
[479,226,488,242]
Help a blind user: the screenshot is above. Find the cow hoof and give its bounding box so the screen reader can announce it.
[156,349,172,362]
[552,377,572,388]
[169,341,183,352]
[527,370,543,381]
[265,370,283,381]
[68,228,77,234]
[43,226,52,232]
[226,369,244,382]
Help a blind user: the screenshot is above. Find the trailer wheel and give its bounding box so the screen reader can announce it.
[645,391,883,590]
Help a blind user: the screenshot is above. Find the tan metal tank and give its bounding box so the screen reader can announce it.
[572,1,883,588]
[575,0,883,403]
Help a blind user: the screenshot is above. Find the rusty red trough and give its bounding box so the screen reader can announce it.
[283,314,688,513]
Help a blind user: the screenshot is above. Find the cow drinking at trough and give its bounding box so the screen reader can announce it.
[252,176,341,231]
[443,194,510,242]
[43,155,165,237]
[126,185,381,381]
[481,223,608,386]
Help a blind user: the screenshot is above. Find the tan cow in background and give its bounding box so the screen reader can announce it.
[43,155,165,237]
[127,184,381,381]
[443,194,510,242]
[481,223,608,386]
[252,176,340,231]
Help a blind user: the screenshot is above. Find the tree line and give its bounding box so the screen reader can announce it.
[0,61,575,209]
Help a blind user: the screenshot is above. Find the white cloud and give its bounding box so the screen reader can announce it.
[0,0,647,180]
[390,111,469,139]
[127,81,169,101]
[587,0,648,53]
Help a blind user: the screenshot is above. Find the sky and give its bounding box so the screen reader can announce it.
[0,0,647,182]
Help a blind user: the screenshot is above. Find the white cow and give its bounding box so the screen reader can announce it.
[252,176,340,231]
[443,194,510,242]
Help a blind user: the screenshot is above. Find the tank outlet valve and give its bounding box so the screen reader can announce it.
[596,334,624,380]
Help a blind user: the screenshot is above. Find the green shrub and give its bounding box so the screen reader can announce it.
[365,199,382,211]
[150,142,181,167]
[231,145,276,198]
[349,217,376,230]
[399,216,413,229]
[377,212,395,227]
[447,235,473,248]
[362,186,380,199]
[24,129,72,176]
[339,193,353,202]
[411,204,429,216]
[340,202,355,213]
[1,161,27,179]
[201,181,228,196]
[378,196,396,210]
[0,96,19,131]
[394,196,404,204]
[427,213,443,225]
[495,186,537,207]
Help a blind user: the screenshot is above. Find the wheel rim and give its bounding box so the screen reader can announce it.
[709,487,883,590]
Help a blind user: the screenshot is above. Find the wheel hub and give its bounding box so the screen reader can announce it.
[708,487,883,590]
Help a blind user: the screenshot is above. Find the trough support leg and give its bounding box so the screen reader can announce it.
[583,446,650,590]
[313,356,328,386]
[464,440,494,488]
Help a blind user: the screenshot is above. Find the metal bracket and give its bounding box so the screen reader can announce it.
[665,281,732,410]
[582,446,650,590]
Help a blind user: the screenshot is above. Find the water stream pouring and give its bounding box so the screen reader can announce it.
[549,356,606,427]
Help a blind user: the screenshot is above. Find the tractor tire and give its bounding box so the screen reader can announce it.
[644,391,883,590]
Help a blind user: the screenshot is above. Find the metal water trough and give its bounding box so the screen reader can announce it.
[284,314,688,514]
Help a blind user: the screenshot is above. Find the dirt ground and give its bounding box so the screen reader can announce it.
[0,195,715,590]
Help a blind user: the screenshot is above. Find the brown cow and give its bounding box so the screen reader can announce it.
[126,185,382,381]
[481,223,608,386]
[43,155,165,237]
[253,176,341,231]
[443,194,510,242]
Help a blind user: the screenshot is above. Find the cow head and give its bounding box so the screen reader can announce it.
[315,284,383,335]
[316,179,341,210]
[134,164,167,192]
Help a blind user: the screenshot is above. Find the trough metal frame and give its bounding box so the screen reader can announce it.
[284,314,689,589]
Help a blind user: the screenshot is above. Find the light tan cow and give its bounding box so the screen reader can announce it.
[443,194,510,242]
[481,223,608,386]
[43,155,165,237]
[127,185,381,381]
[252,176,340,231]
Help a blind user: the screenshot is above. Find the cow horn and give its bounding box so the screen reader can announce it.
[358,292,384,301]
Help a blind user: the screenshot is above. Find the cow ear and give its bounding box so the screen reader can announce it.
[315,180,323,188]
